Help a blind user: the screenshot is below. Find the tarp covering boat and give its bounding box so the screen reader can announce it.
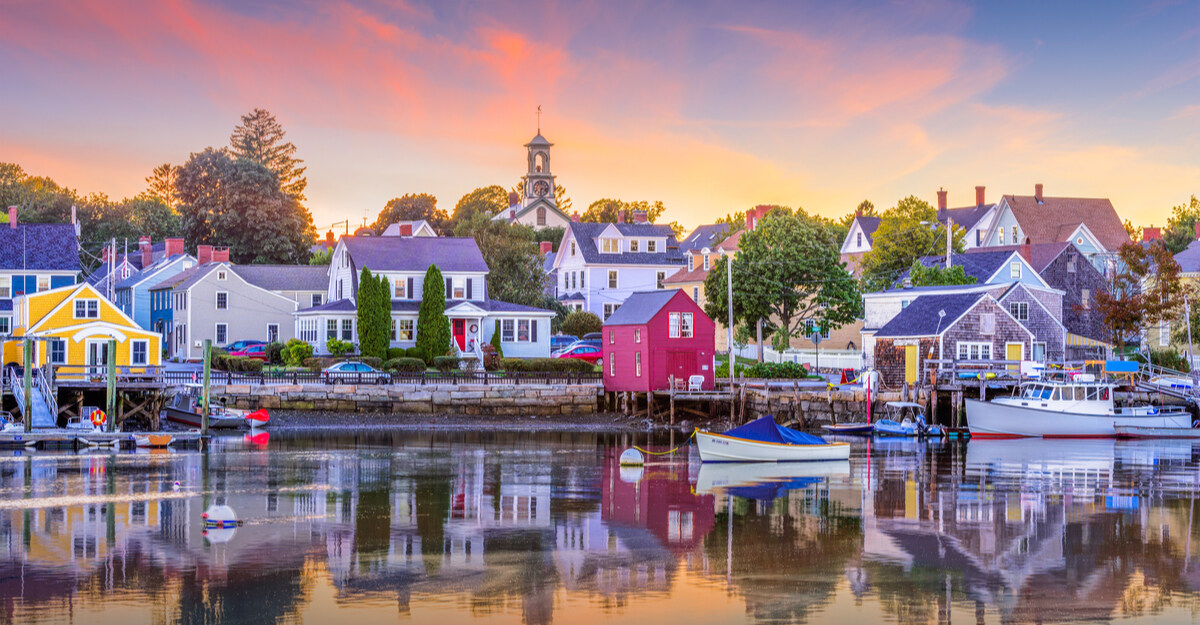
[723,416,829,446]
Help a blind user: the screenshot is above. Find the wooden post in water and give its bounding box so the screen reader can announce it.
[22,338,32,433]
[202,339,212,436]
[669,376,675,426]
[105,339,116,432]
[931,388,939,426]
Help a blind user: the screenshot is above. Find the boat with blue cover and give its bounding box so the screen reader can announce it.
[695,416,851,462]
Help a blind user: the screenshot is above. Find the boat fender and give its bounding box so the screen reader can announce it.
[1193,420,1199,429]
[619,448,644,466]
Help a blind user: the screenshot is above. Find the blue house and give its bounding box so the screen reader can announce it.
[114,247,199,332]
[0,212,80,337]
[88,236,186,295]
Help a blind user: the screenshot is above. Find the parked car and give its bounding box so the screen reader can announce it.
[228,344,268,361]
[322,361,391,384]
[550,335,578,353]
[222,340,266,352]
[555,343,602,366]
[582,332,602,341]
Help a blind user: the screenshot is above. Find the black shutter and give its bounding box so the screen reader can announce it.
[446,277,452,298]
[407,277,414,299]
[531,319,538,342]
[466,278,473,300]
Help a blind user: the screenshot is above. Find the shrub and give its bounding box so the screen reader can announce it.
[432,356,461,372]
[282,339,313,367]
[460,356,480,372]
[405,346,427,362]
[490,320,504,358]
[387,348,407,360]
[384,357,426,372]
[326,338,354,358]
[213,356,263,372]
[359,356,383,370]
[481,343,501,371]
[562,310,603,338]
[302,356,334,372]
[501,358,596,373]
[1136,349,1191,373]
[745,361,809,379]
[265,341,285,365]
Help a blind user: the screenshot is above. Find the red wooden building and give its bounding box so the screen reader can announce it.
[602,290,716,393]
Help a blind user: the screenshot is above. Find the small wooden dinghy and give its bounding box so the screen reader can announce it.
[1114,425,1200,439]
[696,416,850,463]
[133,433,174,448]
[821,422,874,435]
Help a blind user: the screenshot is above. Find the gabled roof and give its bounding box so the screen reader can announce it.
[856,216,882,244]
[542,251,556,273]
[937,204,994,231]
[875,292,987,338]
[0,223,79,272]
[603,290,682,326]
[148,263,222,292]
[381,220,436,237]
[562,222,684,266]
[908,250,1013,284]
[662,267,709,284]
[963,242,1072,273]
[1176,240,1200,273]
[1000,195,1130,252]
[234,265,328,291]
[679,224,730,254]
[297,297,553,315]
[341,236,489,273]
[114,253,192,290]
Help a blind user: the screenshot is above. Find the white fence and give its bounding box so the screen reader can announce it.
[731,344,863,371]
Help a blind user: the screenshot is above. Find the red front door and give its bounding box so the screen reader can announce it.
[452,319,466,350]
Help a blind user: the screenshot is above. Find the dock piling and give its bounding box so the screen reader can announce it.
[22,338,32,433]
[202,339,212,436]
[105,339,116,432]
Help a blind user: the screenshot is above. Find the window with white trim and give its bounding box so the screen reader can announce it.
[635,329,641,343]
[452,278,465,299]
[394,280,407,299]
[36,275,49,292]
[629,239,639,252]
[341,319,353,341]
[0,316,9,335]
[635,351,642,376]
[856,233,862,247]
[656,271,666,289]
[267,324,279,343]
[217,271,227,280]
[1081,289,1090,310]
[692,286,699,302]
[216,291,228,309]
[669,312,694,338]
[327,319,337,340]
[957,341,992,361]
[1009,302,1028,321]
[609,356,615,376]
[607,270,618,289]
[48,339,65,364]
[312,293,323,307]
[571,242,576,256]
[687,255,694,271]
[1009,262,1021,279]
[502,319,515,342]
[131,340,149,366]
[215,323,228,345]
[1067,255,1077,273]
[1161,321,1171,346]
[601,238,619,253]
[609,330,615,344]
[603,303,617,320]
[74,299,99,319]
[703,254,710,271]
[397,319,414,341]
[1011,227,1018,245]
[517,319,531,342]
[0,276,9,298]
[647,240,657,253]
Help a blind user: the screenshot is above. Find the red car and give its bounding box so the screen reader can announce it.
[229,344,268,361]
[555,343,602,366]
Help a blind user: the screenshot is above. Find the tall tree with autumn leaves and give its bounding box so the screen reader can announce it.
[1095,240,1191,356]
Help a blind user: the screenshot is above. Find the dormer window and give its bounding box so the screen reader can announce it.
[630,239,639,252]
[601,238,620,253]
[703,254,710,271]
[647,240,657,253]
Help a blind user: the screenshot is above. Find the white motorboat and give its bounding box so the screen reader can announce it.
[966,378,1191,438]
[695,416,851,462]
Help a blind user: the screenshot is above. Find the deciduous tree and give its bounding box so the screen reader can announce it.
[452,185,507,225]
[453,214,547,307]
[907,260,977,287]
[858,196,963,292]
[372,193,450,235]
[1096,240,1191,355]
[561,310,602,338]
[580,198,666,224]
[1162,195,1200,254]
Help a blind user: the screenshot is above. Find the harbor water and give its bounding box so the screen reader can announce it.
[3,430,1200,624]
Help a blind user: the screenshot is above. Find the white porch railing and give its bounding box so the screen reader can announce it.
[730,344,863,371]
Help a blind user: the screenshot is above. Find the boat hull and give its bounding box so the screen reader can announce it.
[695,430,850,462]
[1114,425,1200,439]
[821,423,874,435]
[162,407,246,430]
[966,399,1191,438]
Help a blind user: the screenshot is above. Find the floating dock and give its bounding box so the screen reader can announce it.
[0,430,206,450]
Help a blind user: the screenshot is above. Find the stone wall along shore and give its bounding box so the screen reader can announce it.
[205,383,602,416]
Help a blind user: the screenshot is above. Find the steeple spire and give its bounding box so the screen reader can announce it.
[536,104,541,134]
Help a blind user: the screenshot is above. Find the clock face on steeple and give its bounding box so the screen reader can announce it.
[533,180,550,197]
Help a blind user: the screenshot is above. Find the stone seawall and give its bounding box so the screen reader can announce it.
[207,383,602,416]
[740,385,926,424]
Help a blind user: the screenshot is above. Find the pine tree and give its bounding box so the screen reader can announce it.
[355,269,392,360]
[416,265,451,362]
[229,108,308,201]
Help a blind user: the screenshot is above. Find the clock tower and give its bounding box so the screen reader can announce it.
[521,132,557,208]
[494,113,571,229]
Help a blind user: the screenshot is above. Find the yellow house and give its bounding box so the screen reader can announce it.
[3,283,160,374]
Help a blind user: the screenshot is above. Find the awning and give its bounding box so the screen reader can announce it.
[1066,333,1111,348]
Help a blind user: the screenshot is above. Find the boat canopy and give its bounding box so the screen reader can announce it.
[885,402,924,409]
[723,416,829,446]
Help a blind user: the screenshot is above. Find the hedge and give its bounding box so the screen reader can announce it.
[302,357,335,372]
[384,357,426,372]
[501,358,597,373]
[716,360,809,379]
[387,348,407,361]
[432,356,460,372]
[212,355,264,372]
[359,356,384,370]
[265,341,285,365]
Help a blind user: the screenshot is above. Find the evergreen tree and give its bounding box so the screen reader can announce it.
[416,264,451,361]
[229,108,308,201]
[356,267,391,360]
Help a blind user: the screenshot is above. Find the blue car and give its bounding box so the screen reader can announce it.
[550,335,578,353]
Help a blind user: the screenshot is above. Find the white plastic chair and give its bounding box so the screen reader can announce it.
[688,375,704,391]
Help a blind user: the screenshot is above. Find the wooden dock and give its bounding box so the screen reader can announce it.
[0,430,205,450]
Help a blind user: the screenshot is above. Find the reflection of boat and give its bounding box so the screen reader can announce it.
[695,416,850,462]
[873,402,943,437]
[965,439,1116,491]
[133,433,174,448]
[822,422,874,435]
[1115,425,1200,439]
[967,379,1190,438]
[694,459,850,498]
[162,384,248,429]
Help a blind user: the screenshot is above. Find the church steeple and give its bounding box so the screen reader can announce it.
[522,125,555,206]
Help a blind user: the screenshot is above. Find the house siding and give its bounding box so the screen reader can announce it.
[999,286,1064,361]
[874,337,940,388]
[1038,248,1109,345]
[179,268,298,359]
[603,292,716,393]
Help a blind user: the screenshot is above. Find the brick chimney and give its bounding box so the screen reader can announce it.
[1143,227,1162,242]
[212,247,230,263]
[632,209,648,223]
[399,223,413,236]
[975,186,985,207]
[197,244,213,265]
[539,241,553,254]
[101,246,110,263]
[937,188,947,211]
[1020,237,1032,264]
[1035,183,1044,204]
[616,210,625,224]
[325,230,335,249]
[571,212,580,222]
[165,237,184,257]
[139,236,153,269]
[7,206,16,229]
[509,210,516,220]
[1195,222,1200,241]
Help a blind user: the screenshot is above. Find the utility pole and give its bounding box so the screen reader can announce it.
[945,216,953,269]
[727,256,735,422]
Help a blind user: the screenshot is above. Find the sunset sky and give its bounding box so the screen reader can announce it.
[2,0,1198,233]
